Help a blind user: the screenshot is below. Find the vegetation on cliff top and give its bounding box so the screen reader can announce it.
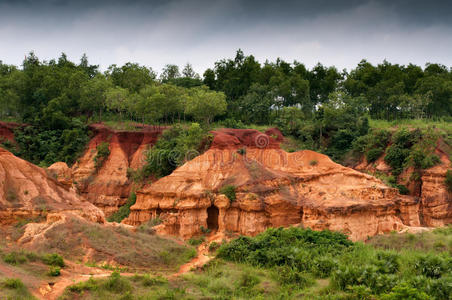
[1,50,451,168]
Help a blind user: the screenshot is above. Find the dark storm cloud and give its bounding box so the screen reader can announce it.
[0,0,451,73]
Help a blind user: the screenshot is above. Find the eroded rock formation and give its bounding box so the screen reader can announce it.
[0,148,104,225]
[355,140,451,227]
[71,123,165,215]
[125,129,420,241]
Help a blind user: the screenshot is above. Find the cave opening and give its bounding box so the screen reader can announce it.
[207,205,219,231]
[156,207,162,216]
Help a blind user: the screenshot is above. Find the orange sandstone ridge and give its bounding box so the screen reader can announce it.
[0,147,104,224]
[124,128,421,241]
[70,123,166,215]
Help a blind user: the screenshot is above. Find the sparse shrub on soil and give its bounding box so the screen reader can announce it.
[35,216,194,271]
[220,185,236,202]
[47,266,61,276]
[0,278,34,300]
[93,141,110,170]
[108,192,136,223]
[446,170,452,192]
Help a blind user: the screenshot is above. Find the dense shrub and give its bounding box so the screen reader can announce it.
[414,254,449,278]
[108,192,136,223]
[93,141,110,170]
[311,256,338,278]
[217,227,353,268]
[3,252,27,265]
[144,123,211,177]
[375,251,400,274]
[42,253,65,267]
[14,122,89,167]
[445,170,452,192]
[366,147,384,162]
[273,266,314,287]
[220,185,236,202]
[384,145,410,175]
[47,266,61,276]
[102,271,132,293]
[381,283,429,300]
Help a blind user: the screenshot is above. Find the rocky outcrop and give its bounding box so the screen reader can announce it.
[71,123,165,216]
[419,151,451,226]
[355,140,451,227]
[0,147,104,224]
[125,129,420,241]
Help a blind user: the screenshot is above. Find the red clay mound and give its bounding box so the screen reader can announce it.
[210,128,281,149]
[0,121,22,143]
[71,123,167,216]
[0,148,104,225]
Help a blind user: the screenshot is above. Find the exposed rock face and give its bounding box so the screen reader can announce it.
[0,121,20,143]
[354,142,451,227]
[47,162,73,188]
[420,151,451,226]
[71,123,165,216]
[0,148,104,224]
[125,129,420,241]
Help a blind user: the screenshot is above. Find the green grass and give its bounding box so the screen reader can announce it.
[369,118,452,132]
[59,226,452,299]
[0,278,36,300]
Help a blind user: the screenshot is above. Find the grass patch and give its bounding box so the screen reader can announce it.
[107,192,136,223]
[34,216,195,272]
[0,278,35,300]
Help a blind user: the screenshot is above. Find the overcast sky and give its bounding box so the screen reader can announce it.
[0,0,451,75]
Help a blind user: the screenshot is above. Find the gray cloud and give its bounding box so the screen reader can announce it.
[0,0,451,74]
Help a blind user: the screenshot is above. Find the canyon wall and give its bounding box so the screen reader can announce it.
[355,140,451,227]
[0,147,104,224]
[71,123,165,215]
[125,129,421,241]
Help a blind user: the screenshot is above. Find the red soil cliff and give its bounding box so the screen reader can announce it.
[71,123,165,215]
[0,147,104,224]
[355,139,451,227]
[125,129,420,241]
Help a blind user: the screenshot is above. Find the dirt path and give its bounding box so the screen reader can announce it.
[172,231,225,277]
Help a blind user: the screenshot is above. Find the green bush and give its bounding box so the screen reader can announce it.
[396,184,409,195]
[93,141,110,170]
[332,264,377,291]
[381,283,429,300]
[14,123,89,167]
[42,253,65,267]
[375,251,400,274]
[385,145,409,175]
[47,266,61,276]
[312,256,338,278]
[217,227,353,268]
[414,254,448,278]
[3,252,27,265]
[235,271,260,290]
[445,170,452,192]
[366,147,384,162]
[108,192,136,223]
[102,271,132,293]
[144,123,211,178]
[1,278,25,289]
[68,277,98,293]
[274,266,314,288]
[220,185,236,202]
[188,236,205,246]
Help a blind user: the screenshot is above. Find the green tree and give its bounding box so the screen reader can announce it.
[105,87,129,120]
[185,87,227,124]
